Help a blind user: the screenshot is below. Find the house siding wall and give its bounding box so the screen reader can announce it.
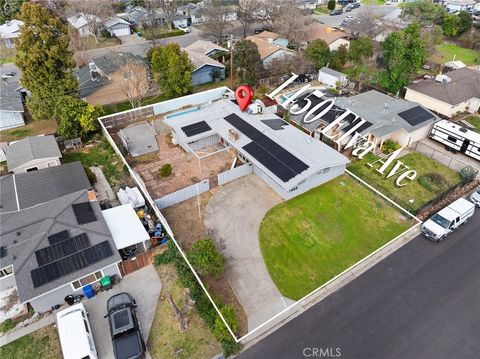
[12,157,61,174]
[108,24,130,37]
[263,50,294,66]
[328,38,350,51]
[382,125,433,148]
[192,65,225,86]
[28,263,121,313]
[404,88,468,118]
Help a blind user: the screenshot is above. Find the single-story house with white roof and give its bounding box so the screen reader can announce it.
[103,17,131,37]
[67,13,100,37]
[318,67,349,88]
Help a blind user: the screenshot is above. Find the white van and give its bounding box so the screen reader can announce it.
[422,198,475,241]
[56,303,98,359]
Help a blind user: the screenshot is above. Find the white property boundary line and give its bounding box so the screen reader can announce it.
[99,113,423,344]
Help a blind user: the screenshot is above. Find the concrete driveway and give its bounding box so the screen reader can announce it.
[84,265,161,359]
[204,175,295,331]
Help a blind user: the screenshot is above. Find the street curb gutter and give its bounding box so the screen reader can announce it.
[238,222,422,350]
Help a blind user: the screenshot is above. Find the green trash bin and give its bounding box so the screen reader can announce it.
[100,276,112,290]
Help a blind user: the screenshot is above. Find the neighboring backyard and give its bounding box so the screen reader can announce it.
[259,174,412,300]
[0,325,61,359]
[0,119,58,143]
[429,43,480,66]
[466,116,480,133]
[148,264,222,359]
[348,152,463,212]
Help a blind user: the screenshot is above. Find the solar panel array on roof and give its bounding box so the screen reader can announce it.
[398,106,435,126]
[224,113,309,182]
[0,246,7,258]
[31,241,113,288]
[47,230,70,245]
[36,233,91,266]
[72,202,97,224]
[262,119,288,130]
[181,121,212,137]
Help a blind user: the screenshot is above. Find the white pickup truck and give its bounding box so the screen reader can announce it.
[422,198,475,242]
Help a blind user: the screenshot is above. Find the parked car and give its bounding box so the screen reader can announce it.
[352,2,361,8]
[346,15,356,20]
[385,1,391,4]
[470,187,480,206]
[106,292,146,359]
[422,198,475,242]
[345,5,352,12]
[176,24,190,33]
[341,20,349,27]
[57,303,98,359]
[330,9,343,15]
[1,72,15,79]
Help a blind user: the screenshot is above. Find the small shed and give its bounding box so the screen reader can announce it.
[102,204,150,251]
[318,67,348,88]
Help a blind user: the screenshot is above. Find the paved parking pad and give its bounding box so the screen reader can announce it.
[84,265,161,359]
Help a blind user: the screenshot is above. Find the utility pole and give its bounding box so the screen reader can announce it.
[229,34,234,89]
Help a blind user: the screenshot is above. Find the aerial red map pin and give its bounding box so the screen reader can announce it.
[235,85,253,111]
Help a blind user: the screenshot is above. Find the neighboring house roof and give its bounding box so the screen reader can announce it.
[0,19,23,39]
[6,135,62,172]
[67,13,100,30]
[126,6,165,23]
[185,49,225,70]
[252,31,281,41]
[0,161,91,213]
[173,13,189,21]
[77,66,110,98]
[0,189,121,304]
[406,67,480,106]
[185,40,227,56]
[90,52,147,76]
[246,35,294,61]
[304,23,348,44]
[289,90,438,137]
[444,60,466,70]
[0,65,24,113]
[103,17,130,29]
[319,67,346,78]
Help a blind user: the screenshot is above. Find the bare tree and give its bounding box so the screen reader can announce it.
[237,0,258,37]
[263,53,314,78]
[167,289,195,332]
[275,5,313,49]
[201,0,232,44]
[154,0,178,30]
[66,0,115,42]
[120,60,151,109]
[256,0,285,31]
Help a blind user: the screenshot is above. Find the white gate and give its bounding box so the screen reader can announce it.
[217,163,254,186]
[154,180,210,209]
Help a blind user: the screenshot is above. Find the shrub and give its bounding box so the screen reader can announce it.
[213,305,238,342]
[0,319,16,333]
[460,166,476,182]
[327,0,336,10]
[188,238,224,279]
[381,139,401,154]
[418,173,448,192]
[159,163,172,177]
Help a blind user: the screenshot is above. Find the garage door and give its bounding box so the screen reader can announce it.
[113,26,130,37]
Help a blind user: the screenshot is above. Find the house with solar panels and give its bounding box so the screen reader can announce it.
[288,90,439,151]
[164,98,349,199]
[0,162,122,312]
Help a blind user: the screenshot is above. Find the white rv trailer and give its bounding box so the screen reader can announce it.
[429,120,480,161]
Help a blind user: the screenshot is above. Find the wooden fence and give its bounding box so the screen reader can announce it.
[118,250,155,276]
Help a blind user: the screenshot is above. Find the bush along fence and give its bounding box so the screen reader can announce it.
[349,165,479,216]
[154,240,242,357]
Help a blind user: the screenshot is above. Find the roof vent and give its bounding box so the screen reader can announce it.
[16,231,21,236]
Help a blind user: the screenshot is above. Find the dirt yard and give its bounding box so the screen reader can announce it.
[162,192,248,336]
[136,133,234,198]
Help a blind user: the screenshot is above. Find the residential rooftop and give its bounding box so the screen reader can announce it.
[6,135,62,172]
[0,65,24,113]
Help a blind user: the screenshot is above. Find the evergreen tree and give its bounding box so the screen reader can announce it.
[233,39,263,86]
[327,0,336,11]
[304,39,331,70]
[348,36,374,65]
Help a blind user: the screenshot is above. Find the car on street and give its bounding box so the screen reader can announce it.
[345,5,352,12]
[330,9,343,15]
[176,24,190,33]
[1,72,16,79]
[346,15,356,20]
[385,0,391,4]
[106,292,146,359]
[341,20,349,27]
[352,2,361,8]
[470,187,480,206]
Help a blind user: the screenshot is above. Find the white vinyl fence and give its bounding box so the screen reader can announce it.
[154,179,210,209]
[217,163,254,186]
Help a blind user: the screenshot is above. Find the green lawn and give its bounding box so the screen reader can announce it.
[360,0,385,4]
[466,116,480,133]
[0,325,61,359]
[314,5,329,14]
[430,44,480,66]
[259,175,411,300]
[62,136,126,187]
[348,152,462,212]
[102,94,167,115]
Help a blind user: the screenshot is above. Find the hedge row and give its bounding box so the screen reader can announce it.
[154,241,242,357]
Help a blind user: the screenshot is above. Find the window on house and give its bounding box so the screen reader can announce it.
[289,186,298,192]
[25,167,38,172]
[83,320,90,334]
[0,266,13,277]
[72,271,103,290]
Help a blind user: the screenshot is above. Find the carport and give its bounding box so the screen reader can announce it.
[118,122,158,157]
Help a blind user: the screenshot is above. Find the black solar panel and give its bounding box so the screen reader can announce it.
[0,246,7,258]
[36,233,91,266]
[262,119,288,130]
[181,121,212,137]
[72,202,97,224]
[47,230,70,245]
[224,113,309,182]
[398,106,434,126]
[31,241,113,288]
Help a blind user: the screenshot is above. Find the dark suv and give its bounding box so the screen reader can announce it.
[330,9,343,15]
[106,292,146,359]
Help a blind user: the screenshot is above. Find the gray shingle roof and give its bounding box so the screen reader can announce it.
[0,162,91,213]
[406,67,480,106]
[77,66,110,98]
[0,66,24,113]
[0,189,121,303]
[6,135,62,172]
[91,52,147,76]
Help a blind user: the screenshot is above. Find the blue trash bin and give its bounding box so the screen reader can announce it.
[83,284,94,299]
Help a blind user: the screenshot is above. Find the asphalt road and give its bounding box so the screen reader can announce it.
[240,210,480,359]
[314,4,400,27]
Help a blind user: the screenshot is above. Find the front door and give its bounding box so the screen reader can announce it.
[460,139,470,153]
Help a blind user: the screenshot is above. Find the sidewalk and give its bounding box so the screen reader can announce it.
[0,314,54,347]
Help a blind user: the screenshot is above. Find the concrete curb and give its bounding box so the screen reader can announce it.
[239,223,422,350]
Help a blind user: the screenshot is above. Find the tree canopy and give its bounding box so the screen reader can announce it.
[15,2,78,120]
[149,43,194,98]
[400,0,445,25]
[233,39,263,86]
[348,36,374,65]
[55,96,103,139]
[0,0,27,24]
[304,39,331,70]
[379,24,428,94]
